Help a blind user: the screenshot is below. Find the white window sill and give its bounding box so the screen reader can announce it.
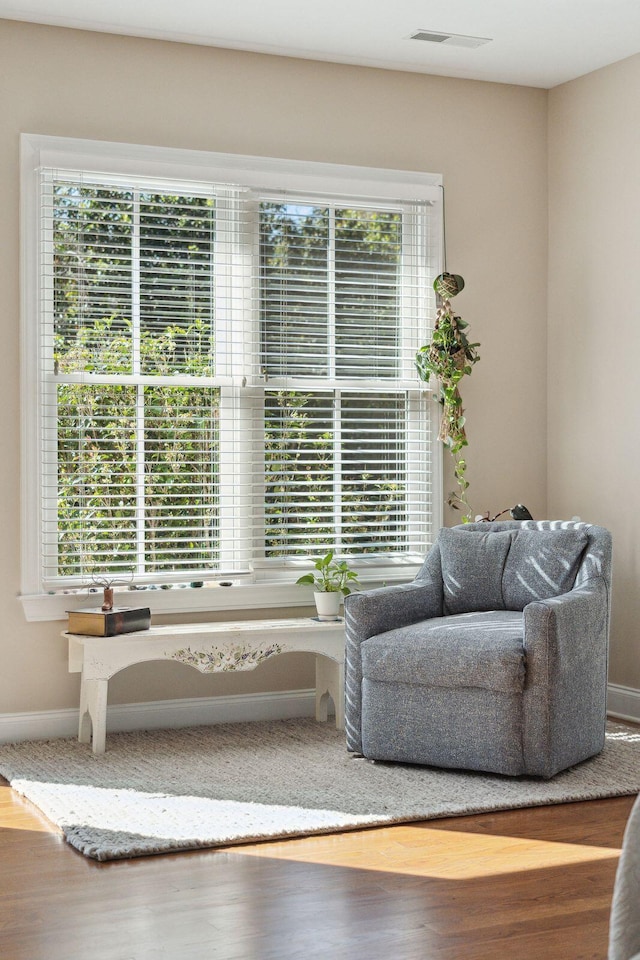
[19,569,418,622]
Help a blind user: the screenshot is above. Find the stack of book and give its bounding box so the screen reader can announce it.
[67,606,151,637]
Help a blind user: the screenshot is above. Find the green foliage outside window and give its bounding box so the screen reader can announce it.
[51,184,421,581]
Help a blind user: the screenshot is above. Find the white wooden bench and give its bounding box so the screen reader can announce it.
[66,617,345,754]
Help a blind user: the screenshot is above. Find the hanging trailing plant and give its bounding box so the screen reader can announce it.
[415,273,480,520]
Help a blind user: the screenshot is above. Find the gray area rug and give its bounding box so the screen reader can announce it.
[0,718,638,861]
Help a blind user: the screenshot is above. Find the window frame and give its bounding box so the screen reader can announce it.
[20,134,443,621]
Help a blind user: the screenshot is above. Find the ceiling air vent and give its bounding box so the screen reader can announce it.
[409,30,492,49]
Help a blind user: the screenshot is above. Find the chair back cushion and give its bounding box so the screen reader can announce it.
[439,528,513,615]
[502,527,588,609]
[439,524,589,614]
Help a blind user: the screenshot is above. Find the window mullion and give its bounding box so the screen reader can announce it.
[329,209,342,552]
[333,391,343,552]
[135,385,146,577]
[132,193,145,576]
[216,188,254,571]
[132,190,141,376]
[328,207,336,379]
[40,172,58,586]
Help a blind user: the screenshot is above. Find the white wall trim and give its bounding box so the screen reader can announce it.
[1,683,634,746]
[22,134,443,200]
[608,683,640,724]
[19,565,418,622]
[0,688,318,744]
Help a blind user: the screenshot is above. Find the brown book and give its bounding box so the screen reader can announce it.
[67,607,151,637]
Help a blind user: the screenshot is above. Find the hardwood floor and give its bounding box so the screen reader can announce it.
[0,775,634,960]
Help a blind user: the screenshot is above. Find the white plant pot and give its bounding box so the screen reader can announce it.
[314,591,342,621]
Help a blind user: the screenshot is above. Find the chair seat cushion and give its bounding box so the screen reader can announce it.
[361,610,525,694]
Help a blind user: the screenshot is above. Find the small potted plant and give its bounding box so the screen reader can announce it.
[296,551,360,620]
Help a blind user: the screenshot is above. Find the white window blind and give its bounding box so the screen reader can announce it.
[30,147,440,591]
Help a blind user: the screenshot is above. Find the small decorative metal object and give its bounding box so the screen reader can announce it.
[510,504,534,520]
[86,573,134,608]
[101,587,114,611]
[476,504,534,522]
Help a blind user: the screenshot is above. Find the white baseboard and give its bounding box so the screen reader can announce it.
[0,683,635,746]
[608,683,640,724]
[0,688,318,744]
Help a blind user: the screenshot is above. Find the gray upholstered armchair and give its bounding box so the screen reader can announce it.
[344,521,612,778]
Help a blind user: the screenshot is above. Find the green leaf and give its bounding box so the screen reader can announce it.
[295,573,315,586]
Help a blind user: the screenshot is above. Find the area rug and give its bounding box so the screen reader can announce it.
[0,718,638,861]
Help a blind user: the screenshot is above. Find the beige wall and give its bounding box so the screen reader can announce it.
[548,54,640,690]
[0,19,548,714]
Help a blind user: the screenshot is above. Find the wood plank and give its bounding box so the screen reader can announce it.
[0,778,635,959]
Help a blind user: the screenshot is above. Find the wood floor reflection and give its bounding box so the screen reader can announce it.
[0,772,634,960]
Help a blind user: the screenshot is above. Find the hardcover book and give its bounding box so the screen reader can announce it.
[67,606,151,637]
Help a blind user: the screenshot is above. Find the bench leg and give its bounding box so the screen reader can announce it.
[315,656,345,731]
[79,679,109,754]
[78,677,92,744]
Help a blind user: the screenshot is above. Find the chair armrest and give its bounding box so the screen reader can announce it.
[344,579,443,643]
[521,576,610,776]
[523,576,610,684]
[343,579,443,753]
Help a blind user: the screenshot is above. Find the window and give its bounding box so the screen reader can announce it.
[21,136,442,608]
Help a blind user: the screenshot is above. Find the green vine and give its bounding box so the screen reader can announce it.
[415,277,480,520]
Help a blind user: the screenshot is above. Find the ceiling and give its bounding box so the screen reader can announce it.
[2,0,640,88]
